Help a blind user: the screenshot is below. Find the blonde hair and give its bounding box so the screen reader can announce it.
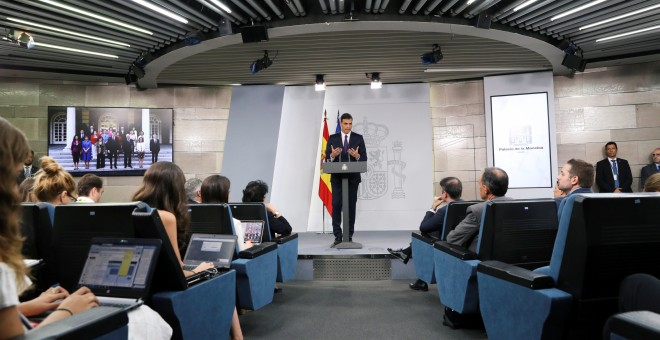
[33,156,76,203]
[644,173,660,192]
[0,117,31,287]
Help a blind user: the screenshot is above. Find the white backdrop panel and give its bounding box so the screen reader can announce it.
[270,86,325,233]
[306,83,433,232]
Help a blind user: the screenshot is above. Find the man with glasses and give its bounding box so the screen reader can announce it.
[556,159,594,211]
[640,148,660,190]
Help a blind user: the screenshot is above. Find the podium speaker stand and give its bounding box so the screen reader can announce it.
[322,161,367,249]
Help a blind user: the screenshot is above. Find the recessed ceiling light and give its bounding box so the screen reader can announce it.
[34,42,119,58]
[551,0,607,21]
[6,17,131,47]
[580,3,660,30]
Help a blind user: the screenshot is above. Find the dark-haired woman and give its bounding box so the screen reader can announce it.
[70,135,81,170]
[132,162,213,275]
[242,180,292,238]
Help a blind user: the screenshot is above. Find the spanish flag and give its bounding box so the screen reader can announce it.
[319,110,333,215]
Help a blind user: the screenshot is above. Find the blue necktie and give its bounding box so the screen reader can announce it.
[657,164,660,172]
[343,134,348,154]
[611,160,619,188]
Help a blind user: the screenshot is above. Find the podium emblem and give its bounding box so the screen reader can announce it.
[341,163,348,171]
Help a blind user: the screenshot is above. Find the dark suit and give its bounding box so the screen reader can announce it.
[267,211,292,238]
[324,131,367,238]
[121,138,133,168]
[16,164,39,185]
[419,199,464,238]
[596,158,633,192]
[150,138,160,163]
[640,163,660,189]
[105,136,120,169]
[446,196,513,252]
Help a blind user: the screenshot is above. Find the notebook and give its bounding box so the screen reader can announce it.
[182,233,237,272]
[78,238,161,311]
[242,220,265,245]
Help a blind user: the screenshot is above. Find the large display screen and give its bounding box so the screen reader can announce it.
[47,107,173,176]
[490,93,552,189]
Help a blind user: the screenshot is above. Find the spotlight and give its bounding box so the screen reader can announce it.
[250,50,273,74]
[421,44,442,65]
[183,30,203,46]
[315,74,325,91]
[132,63,145,79]
[366,72,382,89]
[16,31,34,49]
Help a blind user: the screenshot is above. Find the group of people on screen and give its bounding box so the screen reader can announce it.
[68,125,161,170]
[2,117,295,339]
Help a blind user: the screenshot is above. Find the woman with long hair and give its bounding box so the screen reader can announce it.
[70,135,81,171]
[132,162,212,274]
[0,118,99,339]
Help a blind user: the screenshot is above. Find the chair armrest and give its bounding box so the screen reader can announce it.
[477,260,555,289]
[17,306,128,339]
[275,233,298,244]
[412,231,438,244]
[433,241,477,260]
[610,311,660,339]
[238,242,277,259]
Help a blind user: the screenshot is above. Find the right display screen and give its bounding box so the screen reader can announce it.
[490,92,552,189]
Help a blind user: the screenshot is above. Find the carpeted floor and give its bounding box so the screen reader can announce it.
[239,280,487,339]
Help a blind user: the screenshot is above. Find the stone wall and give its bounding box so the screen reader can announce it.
[0,81,231,202]
[430,61,660,197]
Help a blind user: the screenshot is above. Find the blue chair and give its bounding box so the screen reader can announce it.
[20,203,57,292]
[477,194,660,339]
[18,306,128,339]
[434,199,558,321]
[607,311,660,340]
[151,270,237,340]
[229,202,298,282]
[411,201,480,285]
[189,204,278,310]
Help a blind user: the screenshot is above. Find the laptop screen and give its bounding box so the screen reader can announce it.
[183,233,237,268]
[242,220,264,245]
[78,238,160,298]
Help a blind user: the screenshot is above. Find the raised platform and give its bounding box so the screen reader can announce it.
[294,231,417,281]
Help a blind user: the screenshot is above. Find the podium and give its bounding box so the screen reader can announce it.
[322,161,368,249]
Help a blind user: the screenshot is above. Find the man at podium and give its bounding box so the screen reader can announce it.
[325,113,368,246]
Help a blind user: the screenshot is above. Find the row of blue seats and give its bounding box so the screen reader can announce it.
[20,201,298,339]
[410,193,660,339]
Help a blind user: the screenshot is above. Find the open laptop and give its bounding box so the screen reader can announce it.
[182,233,237,272]
[77,238,161,311]
[241,220,265,245]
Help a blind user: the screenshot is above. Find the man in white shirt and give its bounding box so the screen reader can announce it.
[76,174,104,203]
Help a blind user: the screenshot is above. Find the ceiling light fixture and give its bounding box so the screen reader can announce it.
[209,0,232,13]
[596,24,660,43]
[7,17,131,47]
[551,0,607,21]
[34,42,119,58]
[513,0,539,12]
[38,0,153,35]
[250,50,274,74]
[421,44,443,65]
[315,74,326,91]
[366,72,382,89]
[131,0,188,24]
[579,3,660,30]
